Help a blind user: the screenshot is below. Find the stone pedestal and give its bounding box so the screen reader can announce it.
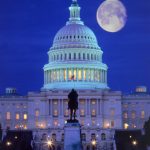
[64,122,82,150]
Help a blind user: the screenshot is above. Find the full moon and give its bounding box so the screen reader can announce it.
[97,0,127,32]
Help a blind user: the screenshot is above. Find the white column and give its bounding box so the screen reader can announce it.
[97,99,99,116]
[86,69,88,81]
[102,70,104,83]
[50,99,53,116]
[66,68,68,81]
[46,70,48,84]
[86,99,88,116]
[103,70,105,83]
[58,99,61,116]
[48,70,50,83]
[49,70,51,83]
[77,68,79,81]
[82,68,84,81]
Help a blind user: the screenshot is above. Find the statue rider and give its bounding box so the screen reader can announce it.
[68,89,78,121]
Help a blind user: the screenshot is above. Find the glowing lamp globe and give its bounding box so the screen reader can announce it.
[97,0,127,32]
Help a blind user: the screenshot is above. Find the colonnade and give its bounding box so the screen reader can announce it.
[44,68,107,84]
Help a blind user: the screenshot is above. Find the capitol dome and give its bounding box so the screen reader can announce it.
[52,24,100,50]
[42,0,108,90]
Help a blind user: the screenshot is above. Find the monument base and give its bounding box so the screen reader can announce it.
[64,122,82,150]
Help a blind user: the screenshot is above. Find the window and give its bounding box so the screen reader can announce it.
[53,110,58,117]
[81,120,84,125]
[23,113,28,120]
[53,100,58,105]
[74,53,76,60]
[69,53,71,60]
[110,109,115,116]
[16,113,20,120]
[92,119,96,126]
[78,69,82,80]
[57,54,59,60]
[61,54,63,60]
[80,100,85,105]
[101,133,106,140]
[131,111,136,119]
[52,133,56,141]
[82,133,86,141]
[65,53,67,60]
[73,69,77,80]
[111,120,114,128]
[91,100,96,105]
[91,109,96,117]
[91,54,93,60]
[124,123,129,129]
[141,111,145,119]
[61,134,64,142]
[83,69,86,80]
[64,69,67,81]
[123,112,128,119]
[78,53,81,59]
[87,54,89,60]
[83,53,85,60]
[91,133,96,140]
[53,120,58,126]
[69,69,72,80]
[80,109,85,117]
[6,112,11,120]
[64,109,69,117]
[35,110,40,117]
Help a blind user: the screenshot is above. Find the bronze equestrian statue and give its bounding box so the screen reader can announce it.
[68,89,78,121]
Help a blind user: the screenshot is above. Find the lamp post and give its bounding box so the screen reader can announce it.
[91,140,97,150]
[47,140,53,150]
[132,140,138,150]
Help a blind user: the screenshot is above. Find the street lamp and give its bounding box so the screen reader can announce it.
[132,140,137,146]
[91,140,97,150]
[6,141,12,147]
[47,140,53,150]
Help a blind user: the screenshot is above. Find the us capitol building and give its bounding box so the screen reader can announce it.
[0,0,150,149]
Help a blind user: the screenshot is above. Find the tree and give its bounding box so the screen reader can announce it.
[144,117,150,146]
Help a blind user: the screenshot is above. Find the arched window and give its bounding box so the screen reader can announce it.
[83,53,85,60]
[91,54,93,60]
[78,53,81,59]
[82,133,86,141]
[87,54,89,60]
[61,134,64,142]
[74,53,76,60]
[91,133,96,140]
[101,133,106,140]
[52,133,56,141]
[61,54,63,60]
[94,54,96,60]
[65,54,67,60]
[69,53,71,60]
[35,109,40,117]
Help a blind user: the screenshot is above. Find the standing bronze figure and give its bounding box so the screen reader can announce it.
[68,89,78,121]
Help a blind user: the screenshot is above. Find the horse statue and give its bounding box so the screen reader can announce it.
[68,89,78,121]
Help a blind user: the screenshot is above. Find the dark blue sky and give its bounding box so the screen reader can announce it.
[0,0,150,94]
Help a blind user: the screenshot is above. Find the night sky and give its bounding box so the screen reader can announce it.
[0,0,150,95]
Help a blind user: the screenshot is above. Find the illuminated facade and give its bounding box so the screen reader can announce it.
[0,0,150,150]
